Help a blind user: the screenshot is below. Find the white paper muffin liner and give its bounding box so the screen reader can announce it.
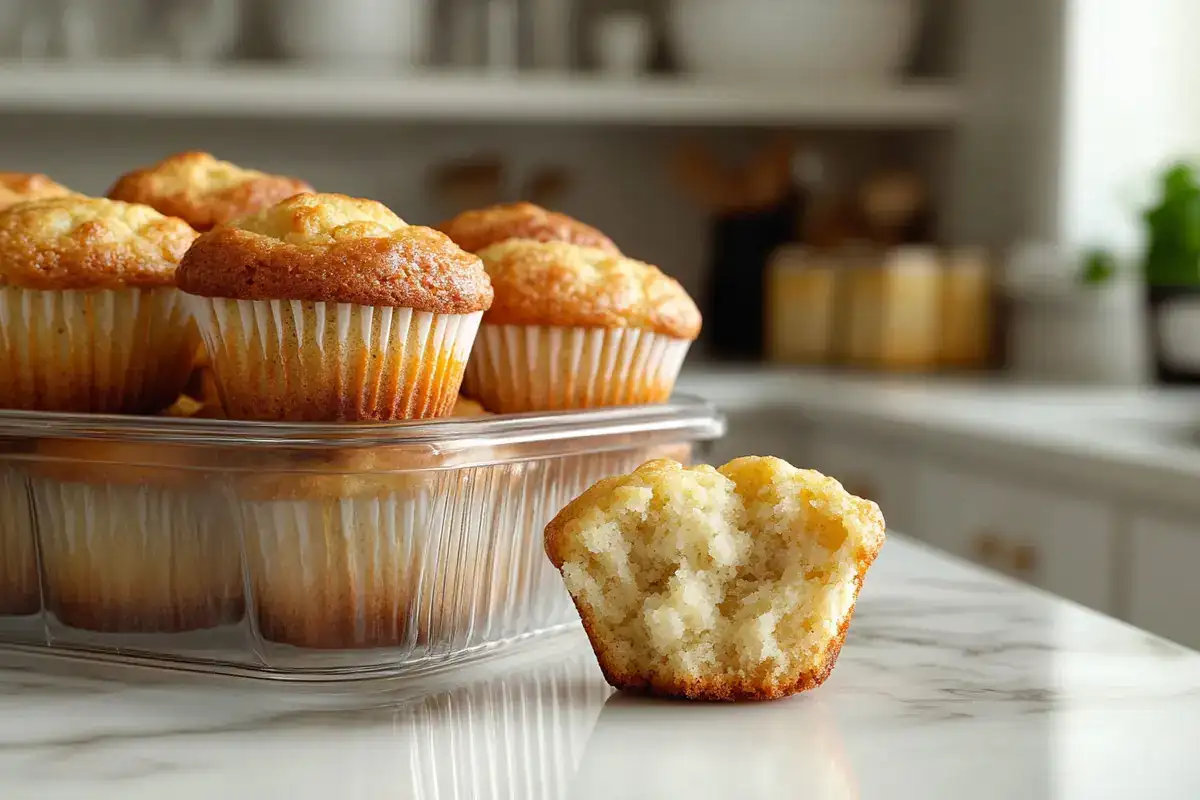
[188,297,482,420]
[31,479,244,633]
[241,492,439,650]
[0,287,194,413]
[462,325,691,413]
[0,466,39,617]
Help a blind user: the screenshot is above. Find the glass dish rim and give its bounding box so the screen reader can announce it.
[0,394,725,449]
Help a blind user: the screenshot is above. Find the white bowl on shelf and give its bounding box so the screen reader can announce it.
[274,0,430,70]
[671,0,919,84]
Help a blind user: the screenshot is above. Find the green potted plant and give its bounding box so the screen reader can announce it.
[1144,162,1200,383]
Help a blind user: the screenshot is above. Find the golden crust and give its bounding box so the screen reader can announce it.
[545,457,885,703]
[0,197,198,290]
[437,202,619,254]
[107,151,313,232]
[0,172,79,211]
[32,439,203,487]
[234,446,441,502]
[478,240,702,339]
[451,395,490,417]
[177,193,493,312]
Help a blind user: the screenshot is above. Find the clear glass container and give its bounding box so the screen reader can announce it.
[0,398,723,679]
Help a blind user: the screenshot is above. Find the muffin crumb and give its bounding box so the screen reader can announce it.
[545,457,885,701]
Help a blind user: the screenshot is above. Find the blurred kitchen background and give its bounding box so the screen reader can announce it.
[6,0,1200,651]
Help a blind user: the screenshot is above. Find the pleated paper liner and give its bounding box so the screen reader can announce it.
[463,325,691,413]
[238,447,675,658]
[189,297,482,421]
[0,287,194,413]
[31,479,244,634]
[240,489,435,651]
[0,465,39,618]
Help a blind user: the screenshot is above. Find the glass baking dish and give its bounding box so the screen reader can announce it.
[0,398,723,679]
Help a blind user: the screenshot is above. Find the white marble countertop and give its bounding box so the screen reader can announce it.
[2,538,1198,799]
[678,367,1200,507]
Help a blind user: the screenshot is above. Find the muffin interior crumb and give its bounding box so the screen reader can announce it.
[553,458,881,686]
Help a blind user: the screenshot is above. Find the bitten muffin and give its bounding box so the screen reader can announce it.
[0,197,199,413]
[437,202,619,254]
[545,457,886,701]
[107,151,313,231]
[0,172,78,211]
[462,240,701,413]
[30,439,243,634]
[178,192,493,421]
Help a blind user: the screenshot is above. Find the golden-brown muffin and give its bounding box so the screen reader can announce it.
[178,193,492,422]
[228,441,448,650]
[462,240,701,413]
[437,202,619,254]
[29,438,243,634]
[545,457,885,702]
[0,197,198,413]
[0,172,79,212]
[451,395,490,417]
[107,151,312,232]
[0,463,39,618]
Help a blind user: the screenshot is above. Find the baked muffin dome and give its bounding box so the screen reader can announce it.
[437,202,619,254]
[0,172,78,212]
[545,457,886,701]
[477,239,700,339]
[178,192,492,312]
[107,151,313,232]
[0,196,197,290]
[463,240,700,413]
[0,197,199,413]
[180,193,491,421]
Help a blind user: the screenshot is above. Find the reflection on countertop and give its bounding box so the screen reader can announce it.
[2,538,1200,798]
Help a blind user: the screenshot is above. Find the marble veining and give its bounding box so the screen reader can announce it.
[2,537,1199,799]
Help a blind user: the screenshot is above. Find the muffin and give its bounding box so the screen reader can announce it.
[545,457,886,701]
[0,172,78,211]
[107,151,313,232]
[451,395,489,417]
[178,193,492,421]
[0,463,39,617]
[234,448,443,650]
[0,197,199,413]
[437,202,619,254]
[462,240,701,413]
[30,439,243,634]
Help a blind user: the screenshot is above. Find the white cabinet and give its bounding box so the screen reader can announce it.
[708,409,811,468]
[1129,515,1200,650]
[805,431,918,534]
[913,463,1118,614]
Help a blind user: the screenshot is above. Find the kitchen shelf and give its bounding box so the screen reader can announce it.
[0,63,963,127]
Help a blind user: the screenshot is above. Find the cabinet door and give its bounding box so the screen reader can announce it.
[1129,515,1200,649]
[806,431,917,533]
[915,463,1117,613]
[709,409,811,468]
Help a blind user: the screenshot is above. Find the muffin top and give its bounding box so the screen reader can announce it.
[437,202,619,254]
[0,172,78,212]
[106,151,313,232]
[477,240,702,340]
[0,196,198,290]
[451,396,490,417]
[177,192,493,313]
[33,439,205,487]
